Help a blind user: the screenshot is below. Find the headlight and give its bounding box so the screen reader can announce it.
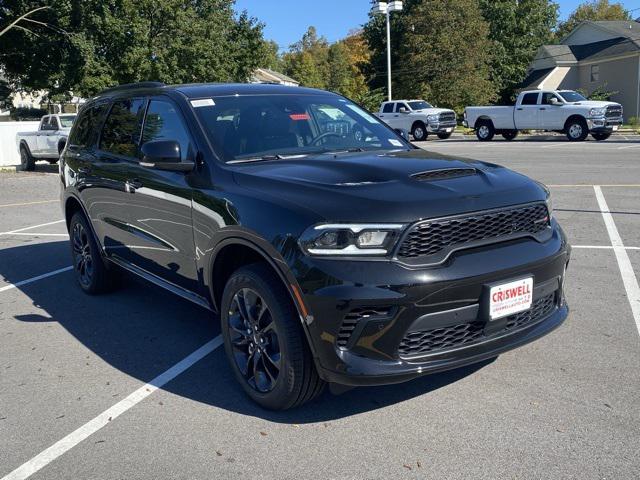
[589,107,606,117]
[427,114,439,123]
[300,224,405,256]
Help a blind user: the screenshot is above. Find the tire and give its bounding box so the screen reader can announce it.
[591,132,611,141]
[475,120,495,141]
[411,122,428,142]
[69,212,119,294]
[19,144,35,171]
[437,132,453,140]
[221,264,325,410]
[565,118,588,141]
[502,130,519,141]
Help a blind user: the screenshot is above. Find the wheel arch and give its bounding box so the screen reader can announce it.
[474,116,494,129]
[564,114,587,131]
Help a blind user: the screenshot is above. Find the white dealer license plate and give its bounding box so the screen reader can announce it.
[489,277,533,320]
[613,125,619,131]
[446,128,453,132]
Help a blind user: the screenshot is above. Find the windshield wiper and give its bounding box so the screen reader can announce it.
[228,154,300,164]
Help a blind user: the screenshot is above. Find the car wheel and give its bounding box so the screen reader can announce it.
[476,120,495,141]
[566,119,588,141]
[437,132,453,140]
[411,122,428,142]
[69,212,118,294]
[591,132,611,141]
[502,130,519,141]
[221,264,325,410]
[19,145,35,171]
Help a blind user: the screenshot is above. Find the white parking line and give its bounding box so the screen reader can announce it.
[0,266,74,293]
[5,232,68,237]
[594,186,640,336]
[573,245,640,251]
[617,145,640,150]
[0,220,65,236]
[0,200,57,208]
[1,336,223,480]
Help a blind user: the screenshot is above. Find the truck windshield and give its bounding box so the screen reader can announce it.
[59,115,76,128]
[558,91,587,103]
[408,101,432,110]
[194,95,409,162]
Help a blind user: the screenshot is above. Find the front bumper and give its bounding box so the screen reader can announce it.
[295,223,570,386]
[587,116,623,132]
[427,121,457,134]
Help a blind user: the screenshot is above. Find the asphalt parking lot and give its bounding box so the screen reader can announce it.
[1,135,639,479]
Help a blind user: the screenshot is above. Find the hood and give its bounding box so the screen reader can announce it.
[566,100,619,108]
[230,149,548,223]
[411,108,454,115]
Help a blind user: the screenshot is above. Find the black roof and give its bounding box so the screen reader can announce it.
[518,68,554,90]
[96,82,330,100]
[570,36,640,61]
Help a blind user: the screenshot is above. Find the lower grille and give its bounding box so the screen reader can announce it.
[337,307,393,348]
[398,292,557,358]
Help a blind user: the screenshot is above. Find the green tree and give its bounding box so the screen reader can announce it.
[282,26,329,89]
[556,0,631,39]
[480,0,558,104]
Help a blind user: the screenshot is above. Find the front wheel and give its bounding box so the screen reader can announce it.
[19,145,35,171]
[566,119,588,141]
[592,132,611,141]
[221,264,325,410]
[502,130,519,141]
[437,132,453,140]
[411,122,428,142]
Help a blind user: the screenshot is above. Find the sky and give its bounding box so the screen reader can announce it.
[234,0,638,52]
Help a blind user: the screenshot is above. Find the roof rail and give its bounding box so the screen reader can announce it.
[99,82,166,95]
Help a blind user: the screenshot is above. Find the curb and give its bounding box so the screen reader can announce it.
[0,165,18,173]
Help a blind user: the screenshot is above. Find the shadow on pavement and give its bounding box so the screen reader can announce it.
[3,240,492,423]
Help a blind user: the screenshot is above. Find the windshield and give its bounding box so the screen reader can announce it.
[193,94,409,162]
[558,91,587,103]
[408,101,432,110]
[59,115,76,128]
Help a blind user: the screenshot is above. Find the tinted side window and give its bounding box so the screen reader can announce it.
[521,93,539,105]
[100,98,145,157]
[382,103,394,113]
[40,117,50,130]
[541,93,560,105]
[395,103,409,112]
[142,100,191,161]
[50,117,60,130]
[68,103,109,148]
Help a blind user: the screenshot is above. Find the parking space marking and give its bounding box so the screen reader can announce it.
[0,220,65,236]
[0,266,74,294]
[594,186,640,335]
[617,145,640,150]
[548,185,640,188]
[573,245,640,251]
[1,336,223,480]
[0,200,57,208]
[5,232,68,237]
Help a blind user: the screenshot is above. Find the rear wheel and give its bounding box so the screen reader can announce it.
[437,132,453,140]
[19,145,35,171]
[565,118,588,141]
[476,120,495,141]
[69,212,119,294]
[591,132,611,141]
[502,130,519,141]
[411,122,428,142]
[221,264,325,410]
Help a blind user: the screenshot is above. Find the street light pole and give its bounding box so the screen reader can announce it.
[371,1,403,102]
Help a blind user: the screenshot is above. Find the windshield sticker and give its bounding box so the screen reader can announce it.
[190,99,216,108]
[346,104,378,124]
[389,139,403,147]
[289,113,310,121]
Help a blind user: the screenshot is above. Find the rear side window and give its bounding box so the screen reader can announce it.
[521,93,539,105]
[142,100,192,162]
[382,103,394,113]
[100,98,146,157]
[68,103,109,148]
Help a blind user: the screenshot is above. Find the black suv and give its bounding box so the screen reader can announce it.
[60,82,570,410]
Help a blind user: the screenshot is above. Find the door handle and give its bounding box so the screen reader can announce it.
[125,179,143,193]
[516,108,523,111]
[539,108,546,111]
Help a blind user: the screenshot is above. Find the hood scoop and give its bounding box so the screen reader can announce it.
[411,168,477,182]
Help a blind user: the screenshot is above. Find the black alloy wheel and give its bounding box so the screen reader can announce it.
[228,287,281,393]
[19,145,35,171]
[72,221,94,289]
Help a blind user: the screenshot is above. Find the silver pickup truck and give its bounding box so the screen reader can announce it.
[16,114,76,170]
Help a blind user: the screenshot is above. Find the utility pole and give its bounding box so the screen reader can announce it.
[371,1,403,101]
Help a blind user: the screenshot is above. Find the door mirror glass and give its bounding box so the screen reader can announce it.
[398,107,408,113]
[140,140,194,172]
[550,97,560,105]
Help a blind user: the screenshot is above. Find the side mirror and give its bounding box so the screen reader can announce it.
[140,140,194,172]
[394,128,409,141]
[398,107,408,113]
[550,97,561,106]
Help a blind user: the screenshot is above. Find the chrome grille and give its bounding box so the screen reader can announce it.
[605,105,623,118]
[397,203,550,260]
[438,112,456,123]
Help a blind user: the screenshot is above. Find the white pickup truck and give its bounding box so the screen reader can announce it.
[376,100,457,141]
[16,113,76,170]
[464,90,623,142]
